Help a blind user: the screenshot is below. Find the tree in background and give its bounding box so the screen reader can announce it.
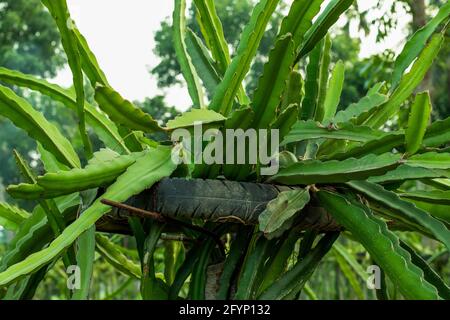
[0,0,66,202]
[0,0,65,76]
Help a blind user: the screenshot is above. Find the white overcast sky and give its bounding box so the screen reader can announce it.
[53,0,410,112]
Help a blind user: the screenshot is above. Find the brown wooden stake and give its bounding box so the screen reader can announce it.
[101,198,165,222]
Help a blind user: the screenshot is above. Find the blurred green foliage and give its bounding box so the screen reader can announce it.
[0,0,448,300]
[0,0,65,77]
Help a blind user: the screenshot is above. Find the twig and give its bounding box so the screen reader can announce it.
[101,199,165,222]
